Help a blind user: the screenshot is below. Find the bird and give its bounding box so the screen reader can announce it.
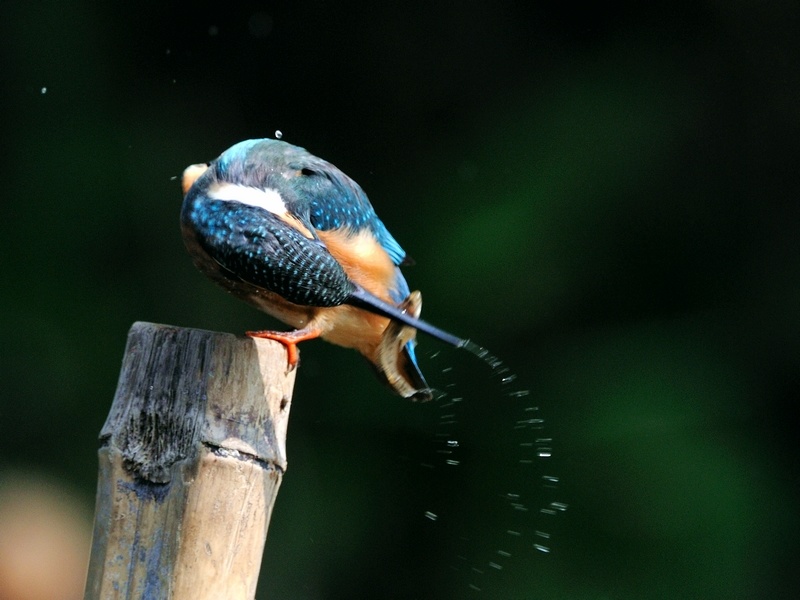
[180,138,466,401]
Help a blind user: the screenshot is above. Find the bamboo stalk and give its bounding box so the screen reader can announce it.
[84,322,296,600]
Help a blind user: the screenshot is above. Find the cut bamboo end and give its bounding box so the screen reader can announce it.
[84,322,296,600]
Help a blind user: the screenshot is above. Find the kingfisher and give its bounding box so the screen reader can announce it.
[180,138,466,401]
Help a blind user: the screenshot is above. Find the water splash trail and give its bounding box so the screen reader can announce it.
[417,339,569,595]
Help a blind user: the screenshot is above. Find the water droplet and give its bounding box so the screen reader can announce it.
[488,562,503,570]
[516,418,544,425]
[501,374,517,383]
[535,530,551,539]
[274,130,283,139]
[40,87,47,94]
[445,459,460,466]
[550,501,569,511]
[423,510,438,521]
[446,440,459,447]
[497,550,511,557]
[508,390,530,398]
[468,584,481,591]
[533,544,551,553]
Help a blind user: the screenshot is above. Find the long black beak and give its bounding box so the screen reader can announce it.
[346,286,467,348]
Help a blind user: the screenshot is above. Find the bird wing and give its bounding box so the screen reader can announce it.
[289,166,412,306]
[297,167,408,267]
[187,198,356,307]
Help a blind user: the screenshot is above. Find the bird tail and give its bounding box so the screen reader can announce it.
[347,286,467,348]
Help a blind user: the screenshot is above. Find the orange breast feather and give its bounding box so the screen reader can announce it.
[317,228,397,302]
[313,228,398,354]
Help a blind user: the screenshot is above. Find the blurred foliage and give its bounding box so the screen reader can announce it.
[1,1,798,598]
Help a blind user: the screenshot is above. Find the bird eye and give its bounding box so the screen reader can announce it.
[300,167,316,176]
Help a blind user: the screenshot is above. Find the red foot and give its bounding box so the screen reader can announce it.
[246,328,322,369]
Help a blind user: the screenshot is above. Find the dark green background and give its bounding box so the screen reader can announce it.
[2,2,797,598]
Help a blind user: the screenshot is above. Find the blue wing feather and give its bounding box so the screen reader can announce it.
[303,173,407,266]
[215,137,410,280]
[216,138,406,265]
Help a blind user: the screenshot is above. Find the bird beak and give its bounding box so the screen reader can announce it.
[373,291,433,402]
[182,163,210,196]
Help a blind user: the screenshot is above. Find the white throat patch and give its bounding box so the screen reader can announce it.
[207,182,287,215]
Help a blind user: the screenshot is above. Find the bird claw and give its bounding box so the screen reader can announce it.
[246,327,321,371]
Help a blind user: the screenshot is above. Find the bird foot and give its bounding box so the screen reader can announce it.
[246,328,322,371]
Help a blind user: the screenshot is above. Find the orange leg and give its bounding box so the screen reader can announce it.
[246,327,323,369]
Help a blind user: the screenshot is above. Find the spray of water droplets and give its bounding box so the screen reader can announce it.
[415,340,568,594]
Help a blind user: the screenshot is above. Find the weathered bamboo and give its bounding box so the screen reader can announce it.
[84,322,296,600]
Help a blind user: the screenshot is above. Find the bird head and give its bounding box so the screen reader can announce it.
[371,291,433,402]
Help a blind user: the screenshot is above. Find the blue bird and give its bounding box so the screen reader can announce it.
[180,138,465,401]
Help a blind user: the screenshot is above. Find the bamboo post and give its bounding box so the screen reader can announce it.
[84,322,296,600]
